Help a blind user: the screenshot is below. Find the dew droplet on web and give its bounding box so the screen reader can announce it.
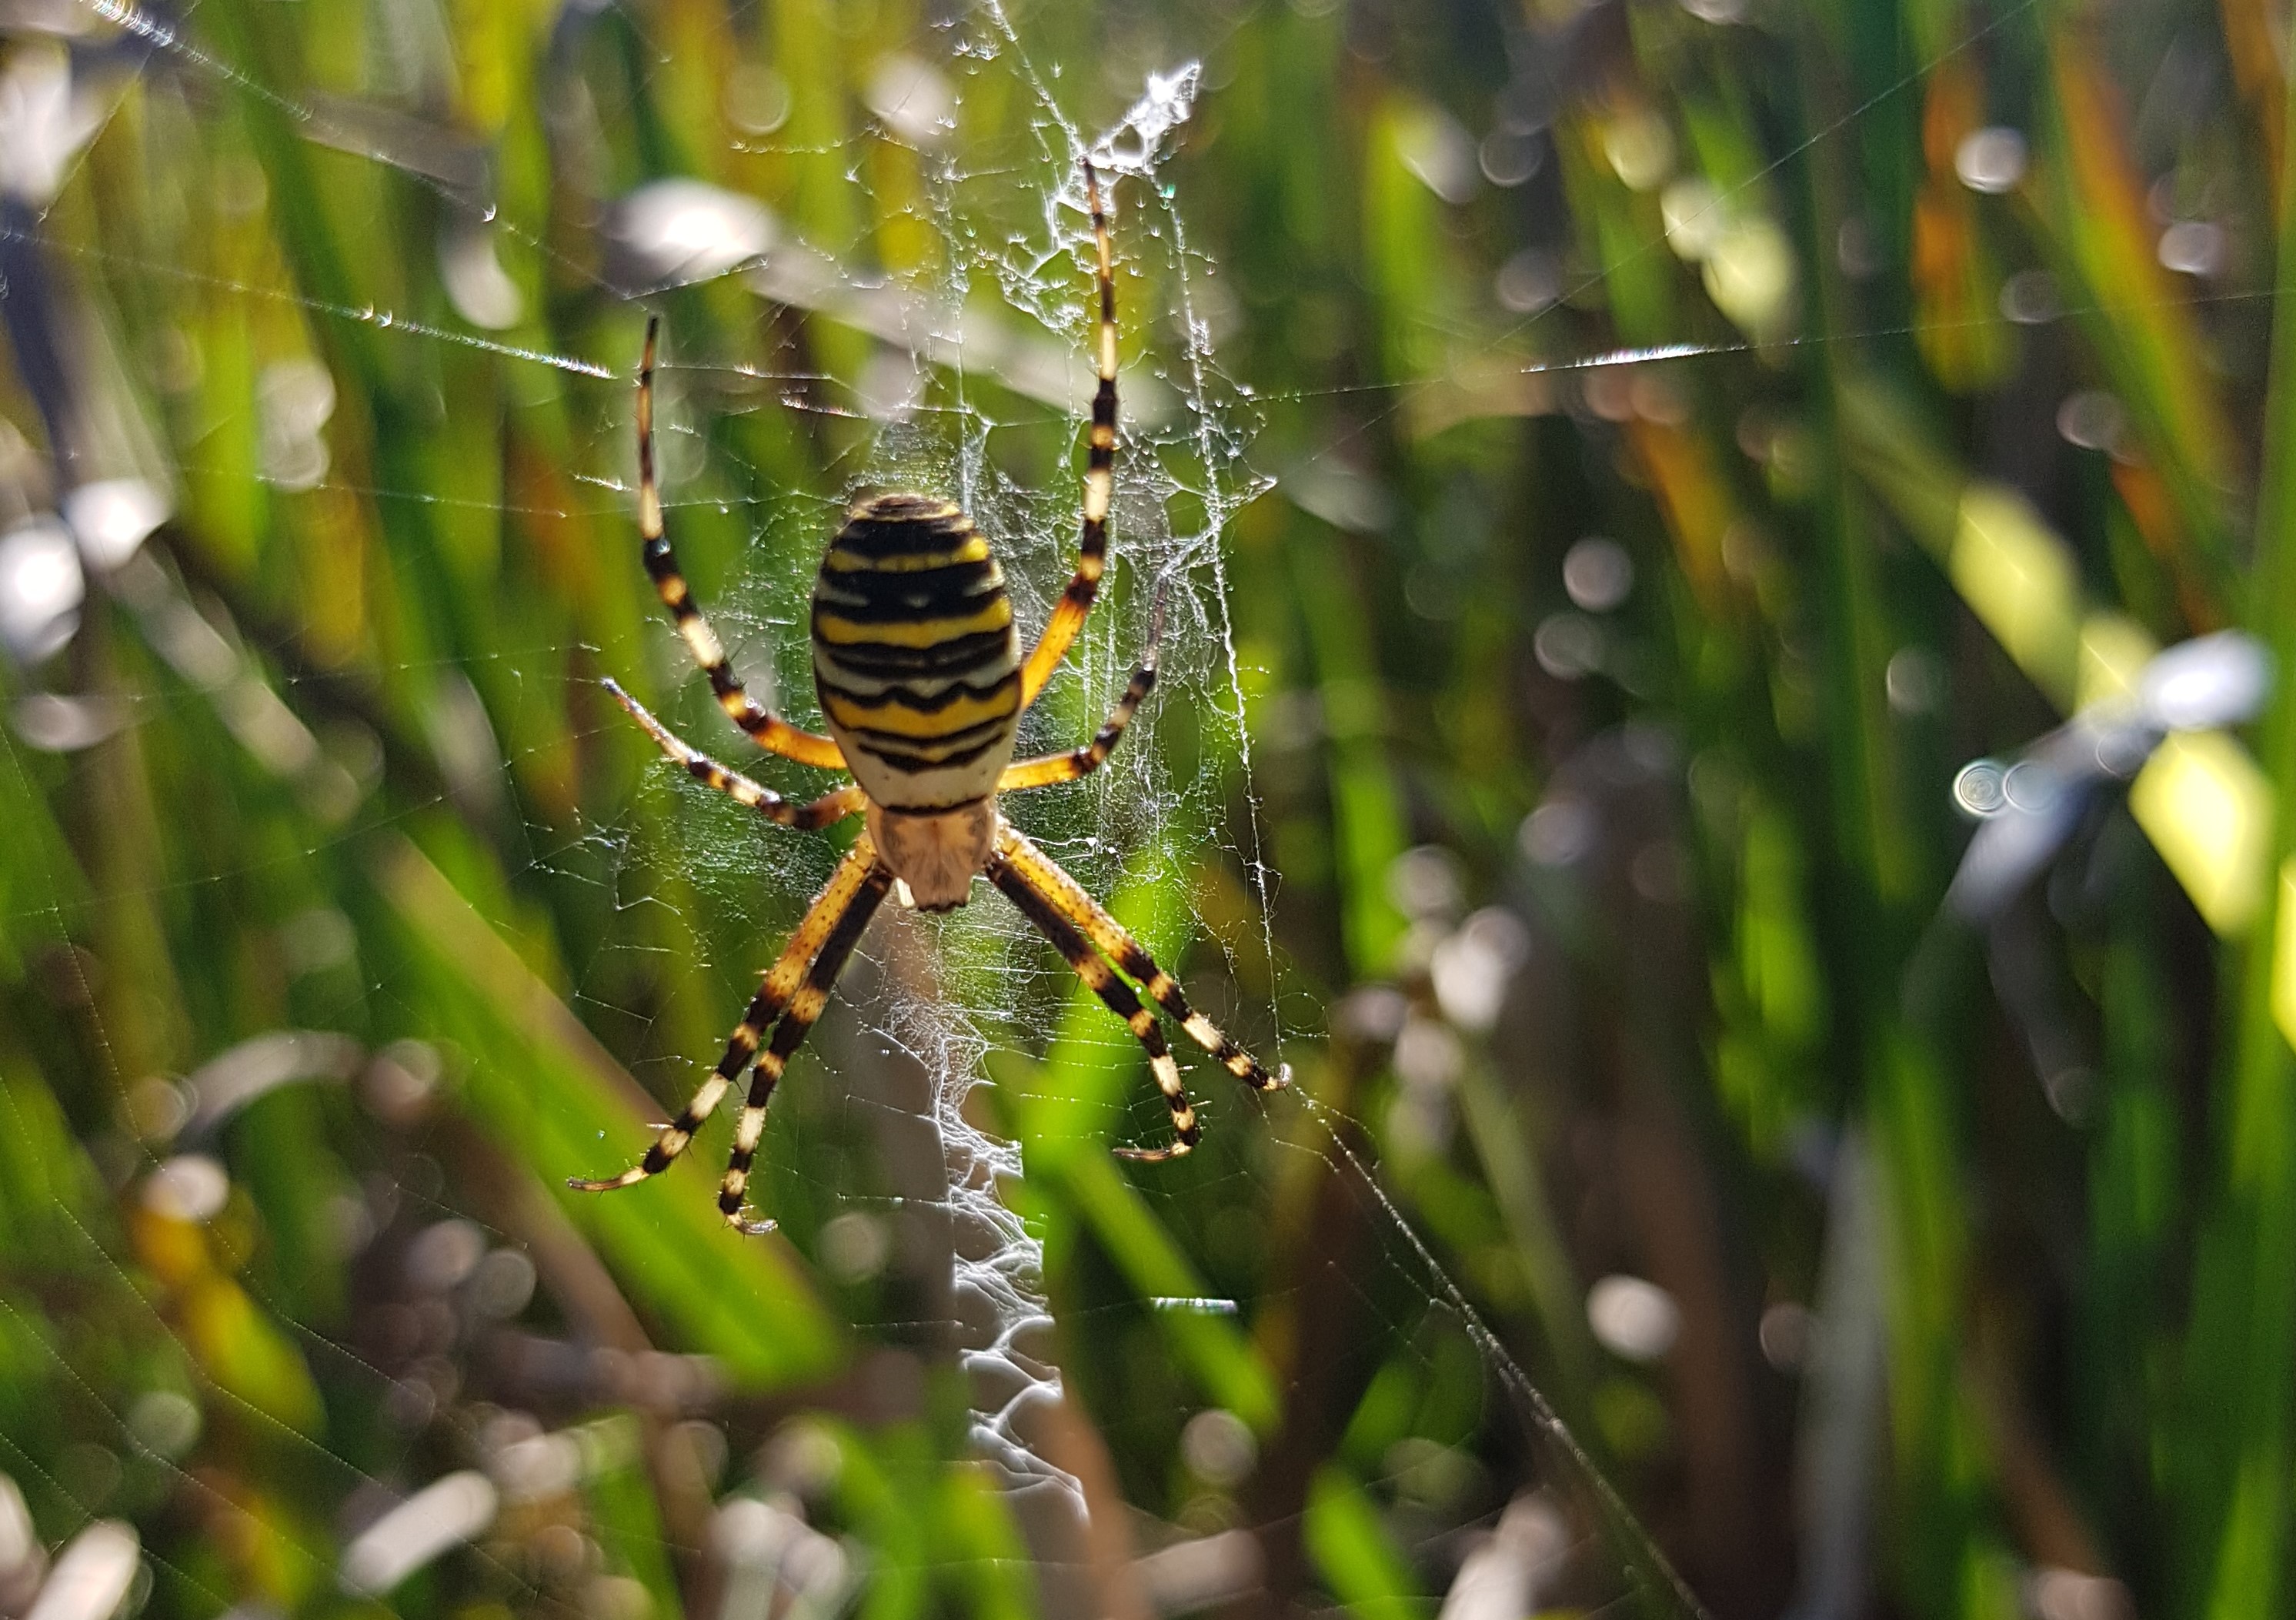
[1562,536,1634,612]
[865,55,956,148]
[1662,177,1724,262]
[2000,267,2059,324]
[1480,127,1543,188]
[0,517,84,665]
[1180,1406,1256,1485]
[142,1154,229,1223]
[2158,219,2226,278]
[1520,798,1596,868]
[1954,758,2009,817]
[2056,389,2126,452]
[723,62,793,136]
[1886,646,1945,716]
[1954,125,2027,193]
[1586,1274,1680,1362]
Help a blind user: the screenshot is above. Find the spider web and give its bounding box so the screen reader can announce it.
[0,0,2126,1611]
[522,25,1675,1607]
[565,19,1282,1542]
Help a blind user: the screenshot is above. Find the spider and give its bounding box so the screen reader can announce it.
[573,162,1286,1234]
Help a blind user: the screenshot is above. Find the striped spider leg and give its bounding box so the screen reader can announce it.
[634,319,845,770]
[601,676,865,830]
[988,820,1287,1162]
[987,854,1193,1157]
[998,579,1163,793]
[1014,160,1120,706]
[571,833,893,1233]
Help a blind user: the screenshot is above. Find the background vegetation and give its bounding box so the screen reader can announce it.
[3,0,2294,1615]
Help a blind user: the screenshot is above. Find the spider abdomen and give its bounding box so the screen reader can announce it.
[810,494,1022,813]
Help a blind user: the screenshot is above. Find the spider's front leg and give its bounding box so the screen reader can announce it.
[632,318,845,770]
[999,657,1153,791]
[1017,160,1122,707]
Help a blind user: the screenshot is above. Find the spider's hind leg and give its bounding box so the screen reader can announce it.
[986,853,1197,1161]
[569,836,884,1211]
[714,860,893,1231]
[994,824,1287,1095]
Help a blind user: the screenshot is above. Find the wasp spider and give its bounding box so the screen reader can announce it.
[574,164,1286,1234]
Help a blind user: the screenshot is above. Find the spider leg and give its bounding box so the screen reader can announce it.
[999,580,1162,792]
[719,860,893,1232]
[985,853,1197,1162]
[999,658,1151,790]
[604,677,864,830]
[1017,161,1119,710]
[995,823,1287,1094]
[569,834,881,1195]
[635,318,845,770]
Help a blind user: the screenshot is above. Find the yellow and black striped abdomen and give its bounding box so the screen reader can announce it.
[810,495,1022,810]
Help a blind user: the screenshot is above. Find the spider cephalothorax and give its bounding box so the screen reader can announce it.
[573,163,1285,1234]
